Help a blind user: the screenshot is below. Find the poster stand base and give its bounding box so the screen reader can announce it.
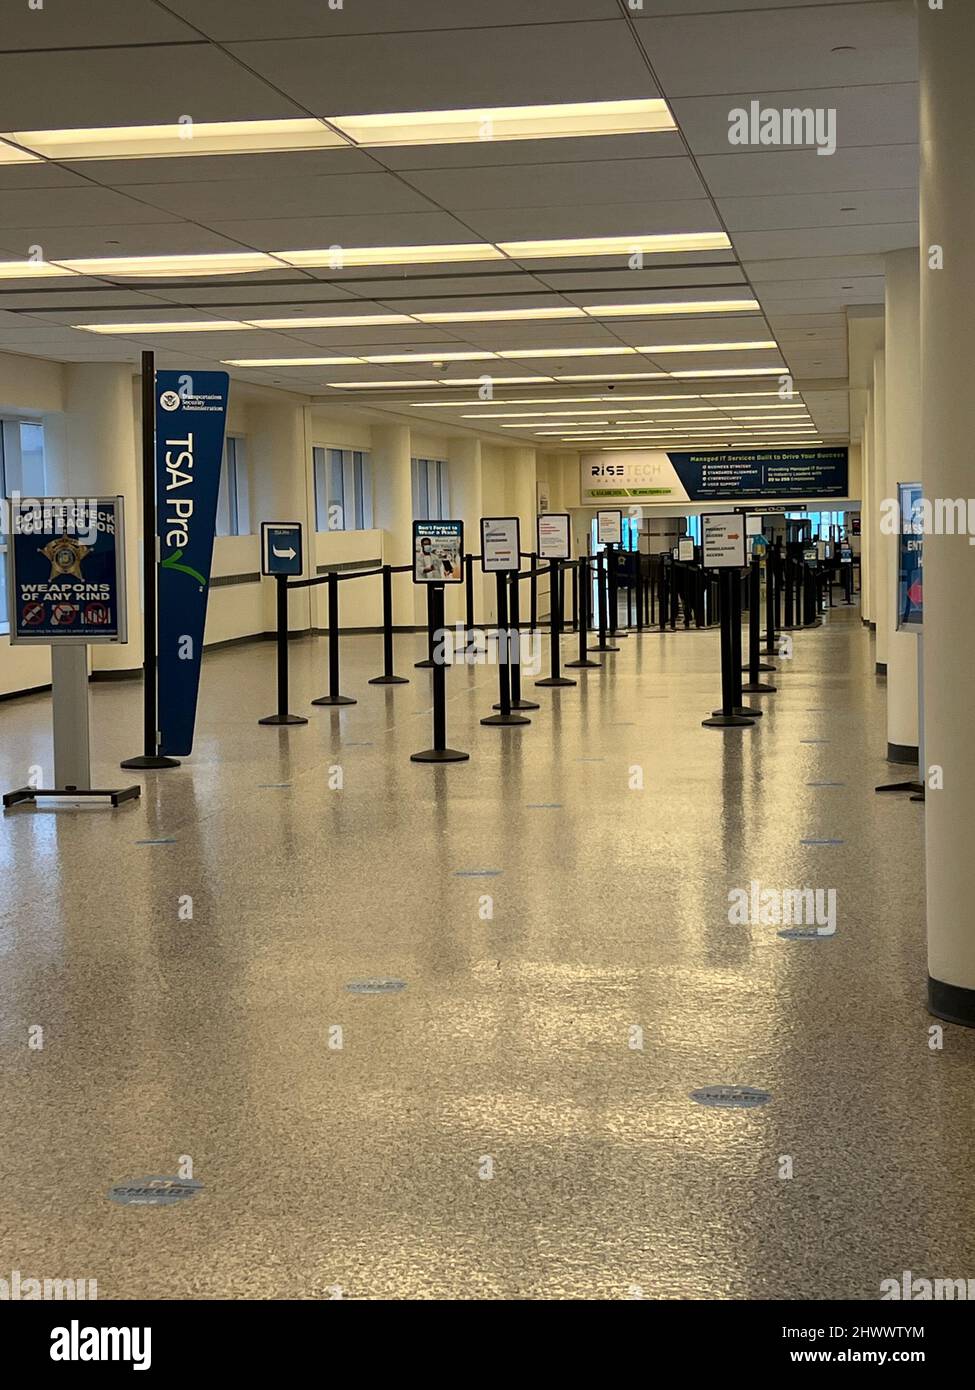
[411,747,470,764]
[565,657,601,669]
[712,704,762,718]
[743,662,777,674]
[702,714,755,729]
[742,680,777,694]
[588,643,619,653]
[312,694,356,707]
[414,658,435,669]
[258,713,309,726]
[4,784,141,810]
[369,675,409,686]
[120,754,181,769]
[481,713,530,727]
[496,698,539,711]
[875,780,924,797]
[535,676,577,688]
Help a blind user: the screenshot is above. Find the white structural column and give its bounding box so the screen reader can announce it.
[49,363,143,675]
[372,424,416,625]
[872,350,889,671]
[920,1,975,1022]
[861,394,874,624]
[249,397,313,636]
[883,248,921,760]
[448,435,483,626]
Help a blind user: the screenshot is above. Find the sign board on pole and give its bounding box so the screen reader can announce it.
[261,522,303,577]
[481,516,520,572]
[803,544,818,563]
[7,496,127,644]
[156,369,230,757]
[702,514,746,568]
[536,512,571,561]
[678,538,695,562]
[897,482,923,628]
[413,520,464,584]
[745,514,763,536]
[839,542,853,564]
[816,539,828,562]
[596,509,623,546]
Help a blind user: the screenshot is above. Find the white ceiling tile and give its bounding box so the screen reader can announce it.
[732,222,917,261]
[0,187,184,229]
[720,187,918,233]
[400,158,706,211]
[379,132,687,171]
[73,149,380,186]
[698,144,918,198]
[203,210,477,250]
[460,200,722,242]
[0,0,197,47]
[125,173,437,221]
[538,266,746,292]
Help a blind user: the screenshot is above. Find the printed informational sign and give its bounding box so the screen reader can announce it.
[536,512,571,561]
[414,520,464,584]
[839,542,853,564]
[745,514,763,536]
[678,538,695,561]
[897,482,923,628]
[803,545,818,563]
[156,369,230,757]
[7,496,127,645]
[582,447,849,503]
[702,514,746,568]
[816,540,828,562]
[261,522,303,577]
[852,515,861,536]
[596,509,623,545]
[481,516,520,572]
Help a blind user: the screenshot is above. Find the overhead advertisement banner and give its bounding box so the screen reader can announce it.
[581,447,849,503]
[156,370,230,757]
[7,496,127,645]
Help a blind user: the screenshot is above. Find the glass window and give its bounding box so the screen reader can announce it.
[215,436,250,537]
[314,447,373,531]
[412,458,449,521]
[1,420,47,636]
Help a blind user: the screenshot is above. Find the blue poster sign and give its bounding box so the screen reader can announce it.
[156,370,229,756]
[669,448,848,502]
[898,482,923,628]
[261,522,303,577]
[7,496,127,645]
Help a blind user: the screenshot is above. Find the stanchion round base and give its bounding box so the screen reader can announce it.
[496,698,540,711]
[565,658,601,669]
[743,662,777,673]
[311,695,357,706]
[742,681,777,694]
[411,747,470,763]
[414,658,435,669]
[588,643,620,653]
[481,713,531,727]
[535,676,577,687]
[120,754,181,769]
[258,713,309,726]
[702,714,756,728]
[368,675,409,685]
[713,704,762,718]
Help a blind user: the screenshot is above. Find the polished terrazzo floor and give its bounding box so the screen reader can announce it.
[0,604,970,1301]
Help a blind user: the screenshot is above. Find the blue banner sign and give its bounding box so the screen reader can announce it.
[156,370,229,756]
[669,448,848,502]
[7,496,127,645]
[262,522,303,577]
[897,482,923,628]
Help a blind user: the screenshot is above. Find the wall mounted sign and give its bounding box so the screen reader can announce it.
[7,496,127,645]
[480,516,520,572]
[678,538,696,561]
[582,447,849,503]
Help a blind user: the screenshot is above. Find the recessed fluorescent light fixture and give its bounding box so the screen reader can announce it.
[226,356,362,367]
[279,244,503,268]
[331,99,675,147]
[252,313,413,329]
[0,138,41,165]
[10,118,351,161]
[363,351,496,364]
[0,260,77,279]
[63,252,280,278]
[325,380,442,389]
[556,372,668,382]
[415,307,584,324]
[438,376,552,386]
[75,319,253,334]
[636,340,777,354]
[500,346,637,359]
[671,367,784,378]
[582,299,760,317]
[498,232,731,259]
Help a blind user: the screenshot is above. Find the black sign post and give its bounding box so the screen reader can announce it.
[411,584,469,764]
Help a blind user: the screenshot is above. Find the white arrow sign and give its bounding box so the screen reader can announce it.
[272,546,297,560]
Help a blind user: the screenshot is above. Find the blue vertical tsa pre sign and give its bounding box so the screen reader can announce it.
[156,370,230,757]
[261,522,303,577]
[7,496,127,644]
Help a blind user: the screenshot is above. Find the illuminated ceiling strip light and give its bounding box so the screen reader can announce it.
[497,232,731,258]
[331,99,675,147]
[634,340,777,354]
[460,409,718,419]
[62,252,281,278]
[415,307,585,324]
[279,243,504,268]
[581,298,760,317]
[0,260,78,280]
[363,351,496,364]
[234,344,785,369]
[0,137,41,165]
[409,394,717,407]
[225,356,363,367]
[10,119,352,161]
[555,373,668,382]
[324,380,445,389]
[499,347,638,359]
[671,367,785,378]
[75,319,255,334]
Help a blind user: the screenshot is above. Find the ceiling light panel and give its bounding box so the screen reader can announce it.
[331,99,675,147]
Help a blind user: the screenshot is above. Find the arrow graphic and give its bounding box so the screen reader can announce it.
[272,546,297,560]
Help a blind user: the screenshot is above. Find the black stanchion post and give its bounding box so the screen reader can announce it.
[529,551,538,630]
[703,570,756,729]
[482,572,530,726]
[784,552,796,630]
[259,575,309,726]
[411,585,469,763]
[742,556,777,694]
[312,570,356,707]
[536,559,576,688]
[369,563,409,686]
[590,551,619,653]
[658,557,668,632]
[496,569,539,710]
[635,555,644,633]
[566,557,601,670]
[570,558,579,633]
[464,552,476,631]
[122,350,180,770]
[764,550,778,657]
[725,570,762,718]
[607,542,627,638]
